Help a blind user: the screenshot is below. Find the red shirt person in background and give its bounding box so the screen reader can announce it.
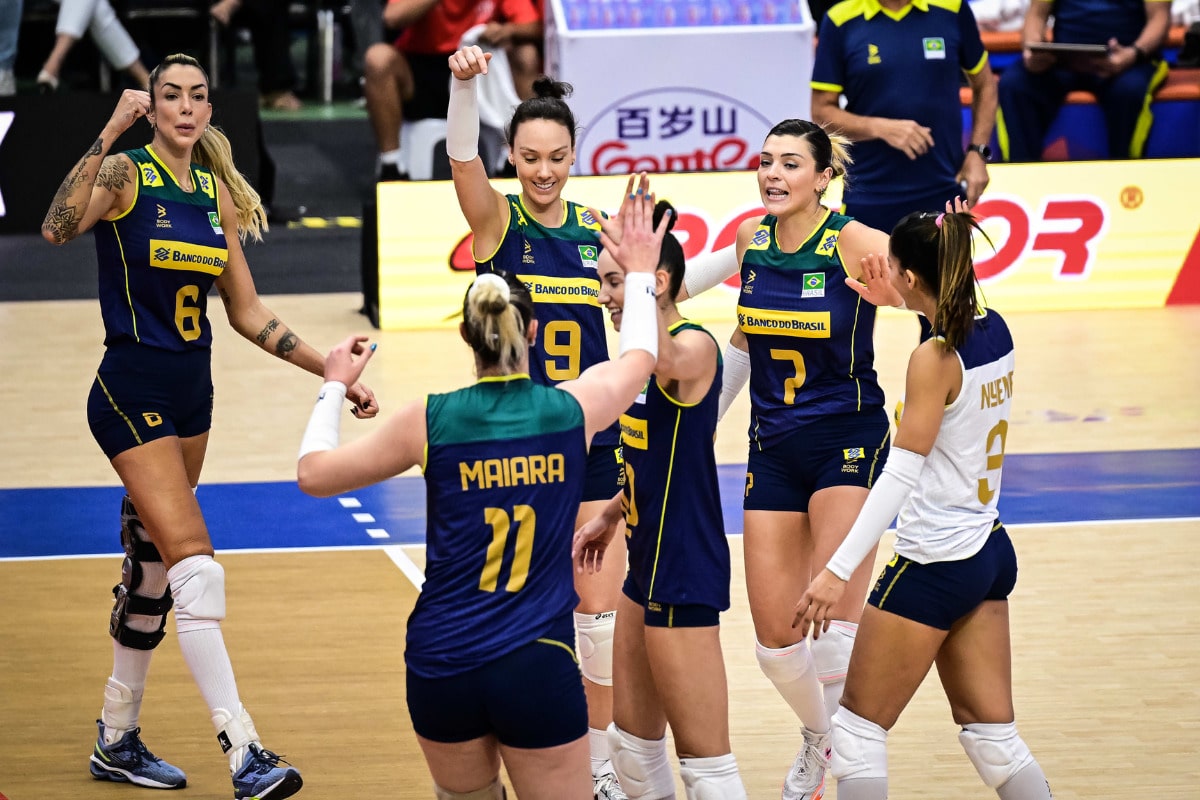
[364,0,541,181]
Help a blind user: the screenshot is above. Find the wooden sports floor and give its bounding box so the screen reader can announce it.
[1,295,1198,799]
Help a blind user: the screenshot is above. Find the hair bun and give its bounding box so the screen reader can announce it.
[531,76,572,101]
[468,272,511,312]
[653,200,678,233]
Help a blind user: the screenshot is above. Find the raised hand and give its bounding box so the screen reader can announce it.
[448,45,492,81]
[324,335,377,394]
[107,89,152,138]
[846,251,904,308]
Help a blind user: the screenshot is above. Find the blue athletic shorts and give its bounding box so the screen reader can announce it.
[87,343,213,459]
[744,409,890,512]
[582,443,623,503]
[622,573,721,628]
[405,617,587,748]
[868,525,1018,631]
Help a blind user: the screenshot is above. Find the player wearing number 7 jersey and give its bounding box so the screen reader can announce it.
[680,119,904,800]
[42,54,377,800]
[793,201,1052,800]
[445,44,631,797]
[296,182,664,800]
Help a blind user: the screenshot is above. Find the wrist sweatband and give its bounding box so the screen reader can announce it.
[446,76,480,162]
[298,381,347,459]
[682,245,739,299]
[618,272,658,359]
[717,341,751,422]
[825,446,925,580]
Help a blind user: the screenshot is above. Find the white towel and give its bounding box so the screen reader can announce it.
[458,24,523,131]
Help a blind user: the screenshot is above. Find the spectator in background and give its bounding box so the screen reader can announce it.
[478,0,543,99]
[997,0,1171,161]
[209,0,304,110]
[36,0,151,92]
[0,0,20,95]
[364,0,540,181]
[811,0,997,231]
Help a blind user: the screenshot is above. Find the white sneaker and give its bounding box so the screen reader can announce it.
[781,728,830,800]
[0,69,15,96]
[594,762,629,800]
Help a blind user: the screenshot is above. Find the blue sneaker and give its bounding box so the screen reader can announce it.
[232,743,303,800]
[89,720,187,789]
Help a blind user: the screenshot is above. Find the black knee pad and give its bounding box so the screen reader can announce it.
[109,497,173,650]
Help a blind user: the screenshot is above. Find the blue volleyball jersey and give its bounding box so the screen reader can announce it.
[737,211,884,450]
[619,321,730,610]
[407,375,588,678]
[1049,0,1158,46]
[93,146,228,351]
[813,0,988,201]
[475,195,618,448]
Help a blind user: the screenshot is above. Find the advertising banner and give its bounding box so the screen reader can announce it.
[376,159,1200,330]
[544,0,814,177]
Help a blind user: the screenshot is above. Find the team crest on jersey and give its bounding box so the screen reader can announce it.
[522,239,535,264]
[195,170,215,199]
[747,224,771,251]
[802,272,825,298]
[743,269,756,294]
[578,244,599,269]
[815,228,839,257]
[139,162,163,187]
[576,206,601,231]
[867,43,881,65]
[842,447,864,474]
[634,380,648,405]
[923,37,946,60]
[208,211,222,234]
[156,204,172,229]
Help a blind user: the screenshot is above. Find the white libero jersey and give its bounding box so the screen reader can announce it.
[895,309,1015,564]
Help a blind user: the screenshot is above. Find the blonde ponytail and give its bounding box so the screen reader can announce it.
[462,272,535,373]
[193,125,268,242]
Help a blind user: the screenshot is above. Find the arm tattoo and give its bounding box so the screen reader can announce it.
[96,156,132,192]
[275,331,299,359]
[255,318,280,344]
[42,138,104,244]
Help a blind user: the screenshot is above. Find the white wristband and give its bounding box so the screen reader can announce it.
[717,341,751,422]
[446,76,480,162]
[298,381,347,459]
[825,446,925,580]
[618,272,658,359]
[682,245,739,299]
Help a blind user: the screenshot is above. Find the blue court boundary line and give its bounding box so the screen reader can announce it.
[1,448,1197,560]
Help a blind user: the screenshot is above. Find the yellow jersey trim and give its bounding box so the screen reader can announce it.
[109,154,139,222]
[648,407,683,599]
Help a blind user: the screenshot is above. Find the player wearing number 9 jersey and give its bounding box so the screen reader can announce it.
[296,186,664,800]
[794,204,1052,800]
[42,54,377,800]
[446,44,632,795]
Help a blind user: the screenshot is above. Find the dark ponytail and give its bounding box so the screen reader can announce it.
[653,200,686,300]
[506,77,577,147]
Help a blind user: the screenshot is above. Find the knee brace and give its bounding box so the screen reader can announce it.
[958,722,1035,789]
[434,779,506,800]
[607,723,675,800]
[754,639,816,685]
[575,611,616,686]
[829,707,888,783]
[679,753,747,800]
[169,555,226,634]
[109,497,173,650]
[811,621,856,687]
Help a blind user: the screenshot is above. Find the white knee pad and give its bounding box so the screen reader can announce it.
[754,639,815,685]
[679,753,747,800]
[169,555,226,634]
[830,707,888,782]
[607,723,675,800]
[575,611,616,686]
[811,621,856,686]
[434,778,506,800]
[959,722,1035,789]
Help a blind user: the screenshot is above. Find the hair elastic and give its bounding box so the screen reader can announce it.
[468,272,510,303]
[935,213,945,228]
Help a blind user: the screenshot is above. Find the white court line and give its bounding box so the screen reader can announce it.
[383,545,426,589]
